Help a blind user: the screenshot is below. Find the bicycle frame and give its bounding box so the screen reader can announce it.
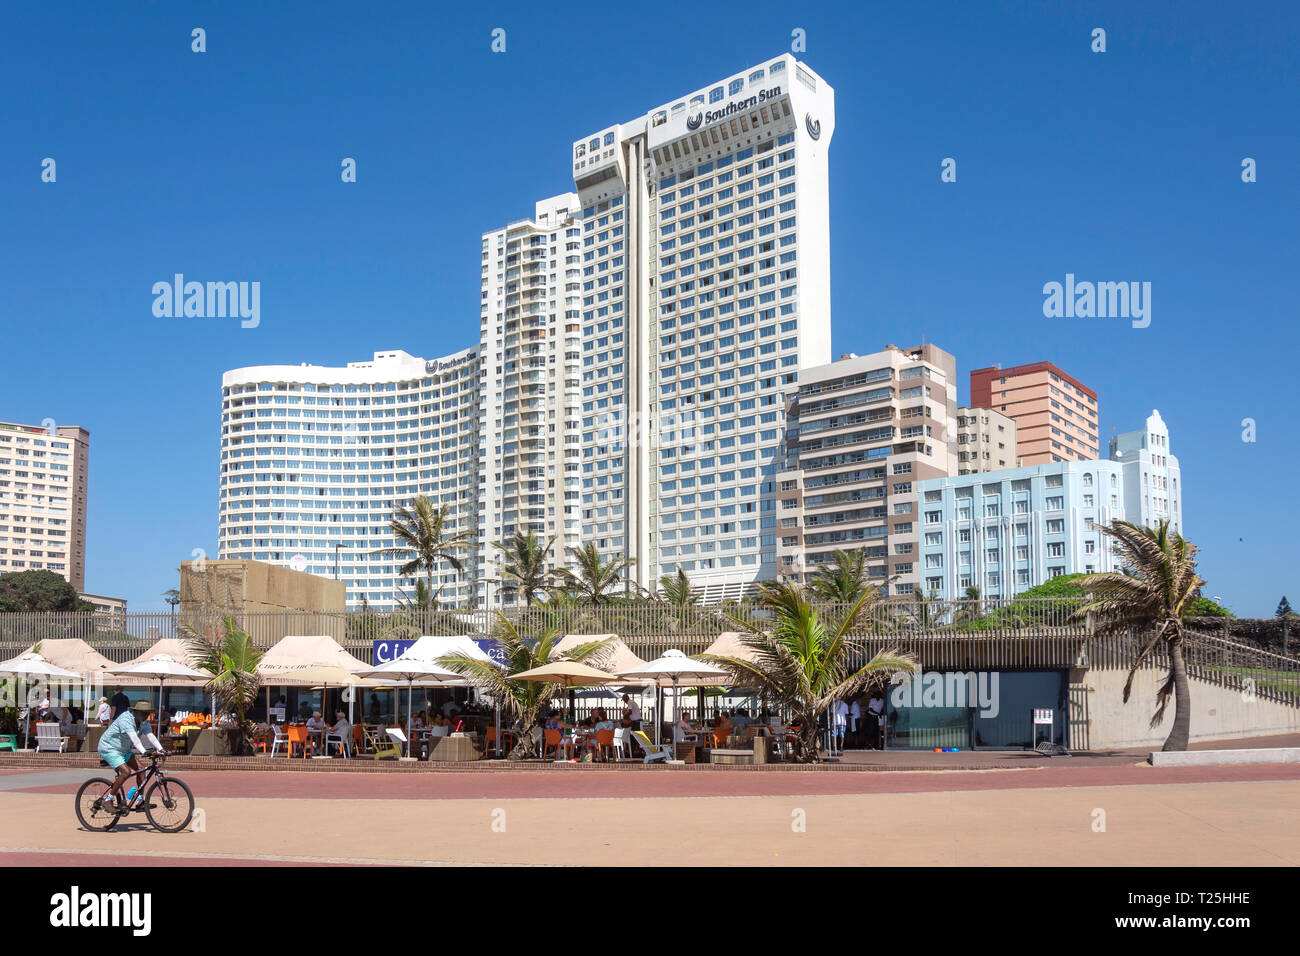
[111,753,166,807]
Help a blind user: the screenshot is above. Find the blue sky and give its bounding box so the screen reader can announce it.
[1,1,1296,615]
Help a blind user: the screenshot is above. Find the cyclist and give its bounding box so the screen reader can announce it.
[97,701,162,812]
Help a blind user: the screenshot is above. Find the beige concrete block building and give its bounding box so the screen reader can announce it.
[0,421,90,590]
[955,407,1018,474]
[776,344,958,596]
[179,558,347,643]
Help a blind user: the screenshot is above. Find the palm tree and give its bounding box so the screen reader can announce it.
[551,542,638,606]
[180,615,262,747]
[806,549,871,604]
[1073,519,1205,752]
[438,614,611,759]
[707,580,917,762]
[659,566,697,610]
[371,496,476,609]
[493,531,556,606]
[953,585,983,625]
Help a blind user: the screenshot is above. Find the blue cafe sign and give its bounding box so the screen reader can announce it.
[371,639,506,666]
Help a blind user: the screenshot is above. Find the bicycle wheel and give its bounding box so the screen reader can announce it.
[144,775,194,832]
[75,777,122,832]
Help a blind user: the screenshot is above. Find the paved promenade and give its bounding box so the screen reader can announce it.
[2,761,1297,867]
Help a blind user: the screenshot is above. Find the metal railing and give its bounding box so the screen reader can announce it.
[0,601,1295,708]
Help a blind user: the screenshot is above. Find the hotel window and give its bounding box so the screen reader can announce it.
[1046,496,1064,511]
[1046,519,1064,534]
[729,79,744,95]
[709,87,724,103]
[958,529,971,542]
[1047,542,1064,557]
[1085,540,1096,554]
[925,510,942,524]
[1015,546,1028,560]
[1083,494,1094,507]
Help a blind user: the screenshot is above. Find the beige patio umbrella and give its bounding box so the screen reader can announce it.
[21,639,119,711]
[0,652,82,750]
[618,649,730,745]
[509,660,621,687]
[257,635,372,726]
[112,654,211,731]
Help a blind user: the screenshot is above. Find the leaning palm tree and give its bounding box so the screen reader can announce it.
[180,615,262,747]
[1073,519,1205,752]
[551,542,639,606]
[371,496,476,609]
[438,614,611,759]
[707,580,917,762]
[493,531,556,606]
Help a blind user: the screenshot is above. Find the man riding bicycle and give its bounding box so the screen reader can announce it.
[97,700,162,812]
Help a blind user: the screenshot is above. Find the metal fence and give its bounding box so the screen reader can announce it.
[0,600,1295,708]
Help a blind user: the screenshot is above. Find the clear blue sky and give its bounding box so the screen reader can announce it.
[2,1,1296,616]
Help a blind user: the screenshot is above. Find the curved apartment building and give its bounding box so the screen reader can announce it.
[218,349,480,609]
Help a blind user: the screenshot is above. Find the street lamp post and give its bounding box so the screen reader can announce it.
[334,543,347,581]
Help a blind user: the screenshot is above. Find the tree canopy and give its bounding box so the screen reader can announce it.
[0,570,93,612]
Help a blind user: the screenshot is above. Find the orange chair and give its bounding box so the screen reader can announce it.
[352,724,366,755]
[712,727,730,749]
[252,728,270,754]
[594,729,615,762]
[286,724,313,759]
[543,729,573,761]
[487,726,515,757]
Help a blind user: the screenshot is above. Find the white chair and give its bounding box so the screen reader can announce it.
[325,728,351,758]
[632,730,674,764]
[268,724,290,757]
[35,722,68,753]
[612,727,631,760]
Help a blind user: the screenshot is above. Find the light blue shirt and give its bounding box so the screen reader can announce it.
[98,712,150,756]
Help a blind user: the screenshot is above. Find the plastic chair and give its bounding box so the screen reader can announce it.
[352,724,367,755]
[631,730,674,764]
[285,724,313,759]
[544,729,573,761]
[268,725,289,757]
[612,727,631,760]
[0,734,17,752]
[594,729,615,762]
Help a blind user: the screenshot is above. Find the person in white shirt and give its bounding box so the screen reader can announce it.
[306,712,324,733]
[620,694,642,731]
[867,695,885,749]
[831,699,849,751]
[95,697,111,724]
[326,711,351,756]
[849,698,862,747]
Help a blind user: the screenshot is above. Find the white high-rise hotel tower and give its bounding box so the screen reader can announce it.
[219,55,835,607]
[573,53,835,599]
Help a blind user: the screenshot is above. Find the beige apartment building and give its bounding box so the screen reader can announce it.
[776,344,958,596]
[0,421,90,590]
[969,362,1099,464]
[956,406,1018,474]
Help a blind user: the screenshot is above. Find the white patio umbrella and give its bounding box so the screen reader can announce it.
[112,654,211,725]
[617,649,730,745]
[357,654,460,757]
[0,652,82,750]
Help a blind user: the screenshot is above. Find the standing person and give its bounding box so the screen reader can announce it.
[831,699,848,753]
[849,697,862,748]
[109,686,130,721]
[867,693,885,749]
[95,696,112,725]
[620,694,642,731]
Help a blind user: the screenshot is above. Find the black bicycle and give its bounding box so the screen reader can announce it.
[75,751,195,832]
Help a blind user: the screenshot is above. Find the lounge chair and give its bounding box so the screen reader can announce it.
[632,730,675,764]
[35,722,68,753]
[0,734,17,752]
[365,726,401,760]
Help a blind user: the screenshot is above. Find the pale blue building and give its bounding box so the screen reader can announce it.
[915,460,1127,599]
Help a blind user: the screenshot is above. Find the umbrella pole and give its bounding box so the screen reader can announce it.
[407,682,413,758]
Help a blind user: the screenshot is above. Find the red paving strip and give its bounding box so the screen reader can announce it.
[0,851,342,867]
[7,763,1300,799]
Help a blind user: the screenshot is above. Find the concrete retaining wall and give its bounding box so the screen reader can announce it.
[1079,665,1300,750]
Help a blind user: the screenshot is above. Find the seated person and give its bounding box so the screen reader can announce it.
[730,709,754,734]
[326,711,352,754]
[430,715,451,738]
[712,711,732,742]
[305,711,325,734]
[674,710,707,744]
